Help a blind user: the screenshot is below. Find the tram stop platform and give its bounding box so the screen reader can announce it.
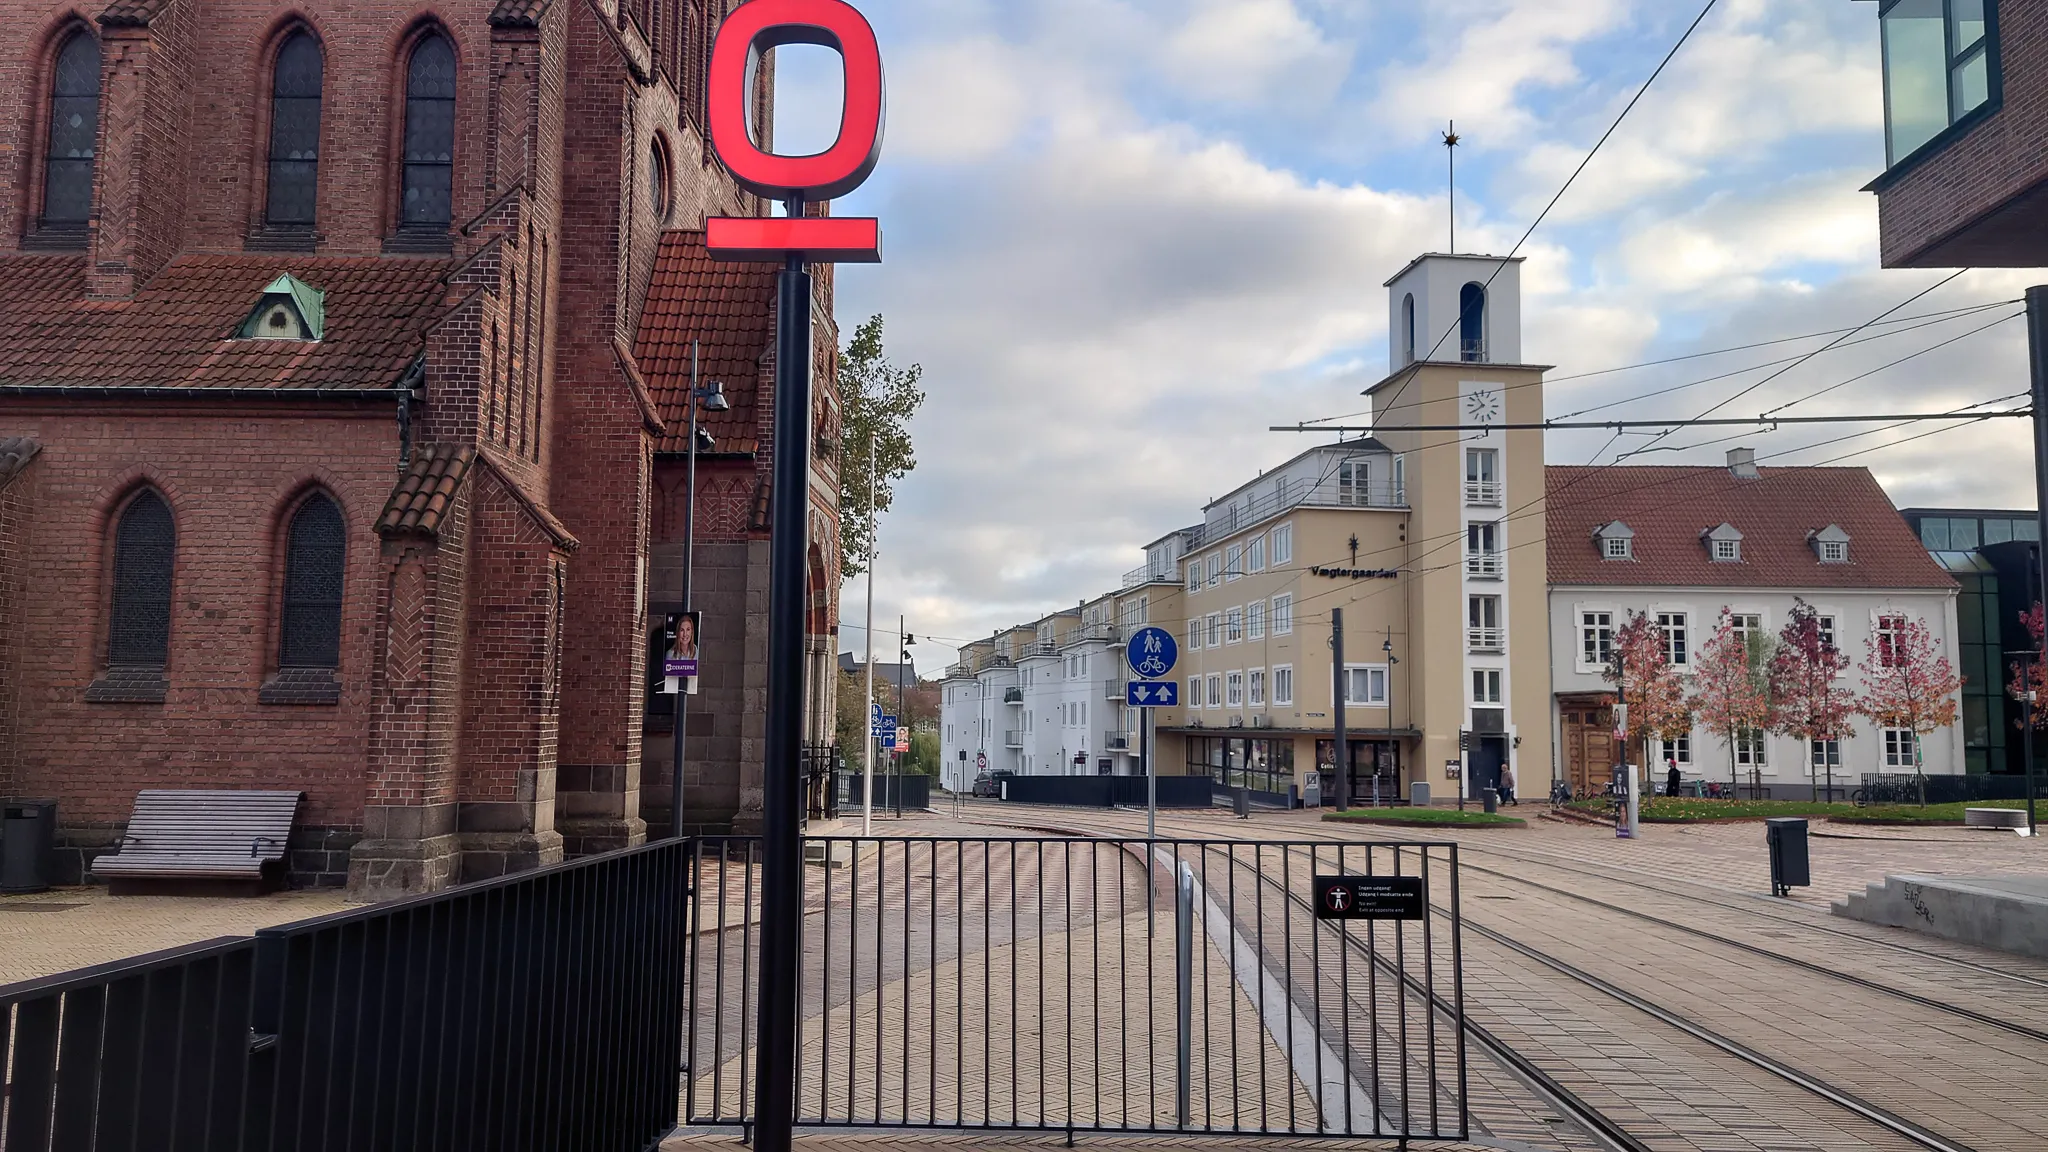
[1834,873,2048,959]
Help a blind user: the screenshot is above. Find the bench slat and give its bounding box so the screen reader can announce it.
[92,789,304,882]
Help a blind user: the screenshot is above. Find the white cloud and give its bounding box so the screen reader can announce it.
[1156,0,1353,105]
[1367,0,1629,140]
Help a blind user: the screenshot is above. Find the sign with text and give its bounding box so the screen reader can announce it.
[1313,875,1426,921]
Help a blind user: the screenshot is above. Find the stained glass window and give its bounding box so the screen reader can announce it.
[109,490,174,666]
[43,32,100,225]
[402,34,456,229]
[280,494,345,668]
[266,32,322,225]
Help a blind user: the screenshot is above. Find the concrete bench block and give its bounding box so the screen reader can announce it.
[1965,807,2028,829]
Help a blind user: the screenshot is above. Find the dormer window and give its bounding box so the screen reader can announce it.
[1810,524,1851,564]
[1594,521,1634,561]
[239,274,324,341]
[1703,523,1743,563]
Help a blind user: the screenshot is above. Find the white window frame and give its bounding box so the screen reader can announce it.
[1471,668,1502,705]
[1205,612,1221,648]
[1810,738,1842,774]
[1272,664,1294,706]
[1657,611,1689,667]
[1187,677,1201,710]
[1187,619,1202,652]
[1817,613,1838,653]
[1249,668,1266,707]
[1337,459,1370,506]
[1602,535,1632,560]
[1186,560,1200,593]
[1818,539,1848,563]
[1579,609,1614,668]
[1734,727,1767,767]
[1659,734,1692,766]
[1225,607,1243,644]
[1247,535,1266,573]
[1271,594,1293,636]
[1712,537,1741,562]
[1206,554,1222,588]
[1341,663,1389,706]
[1226,671,1244,708]
[1246,600,1266,640]
[1225,544,1242,582]
[1206,673,1222,709]
[1883,727,1917,768]
[1875,613,1909,669]
[1271,522,1293,566]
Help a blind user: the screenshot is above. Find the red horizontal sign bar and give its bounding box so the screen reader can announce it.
[706,216,882,263]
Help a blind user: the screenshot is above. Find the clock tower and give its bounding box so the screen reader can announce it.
[1365,252,1550,806]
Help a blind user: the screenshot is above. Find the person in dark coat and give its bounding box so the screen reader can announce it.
[1666,761,1683,799]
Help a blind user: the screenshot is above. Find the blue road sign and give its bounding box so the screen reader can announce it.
[1126,627,1179,679]
[872,713,898,740]
[1126,680,1179,707]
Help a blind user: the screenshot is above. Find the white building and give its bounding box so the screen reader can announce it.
[1545,452,1964,798]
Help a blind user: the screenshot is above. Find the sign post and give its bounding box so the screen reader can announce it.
[1126,626,1180,841]
[704,4,886,1149]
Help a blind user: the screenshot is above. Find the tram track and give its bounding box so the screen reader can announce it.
[966,806,2005,1152]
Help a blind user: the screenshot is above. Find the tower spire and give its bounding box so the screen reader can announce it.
[1442,120,1461,254]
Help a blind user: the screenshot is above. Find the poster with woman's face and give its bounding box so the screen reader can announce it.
[663,611,701,685]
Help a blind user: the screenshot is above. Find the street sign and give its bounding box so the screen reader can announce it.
[976,751,988,770]
[872,713,898,742]
[1126,680,1179,707]
[1126,627,1178,679]
[1313,875,1425,921]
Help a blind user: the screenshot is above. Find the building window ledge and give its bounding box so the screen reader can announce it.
[86,666,168,704]
[20,224,88,252]
[1865,98,2002,194]
[245,225,321,253]
[259,666,341,705]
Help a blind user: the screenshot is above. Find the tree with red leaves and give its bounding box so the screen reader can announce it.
[2009,603,2048,728]
[1602,611,1692,777]
[1769,599,1857,801]
[1859,612,1961,802]
[1691,608,1771,792]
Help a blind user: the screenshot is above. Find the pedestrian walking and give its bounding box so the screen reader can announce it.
[1500,762,1518,806]
[1666,761,1682,799]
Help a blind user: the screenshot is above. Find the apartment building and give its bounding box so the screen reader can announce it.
[944,252,1554,804]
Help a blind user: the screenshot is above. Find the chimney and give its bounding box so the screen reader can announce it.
[1727,447,1759,480]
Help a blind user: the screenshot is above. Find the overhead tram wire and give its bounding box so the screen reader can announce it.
[1299,298,2021,432]
[1759,306,2023,417]
[1371,0,1725,422]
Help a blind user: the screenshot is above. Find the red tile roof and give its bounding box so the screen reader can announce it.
[1546,464,1955,590]
[488,0,553,26]
[0,254,448,391]
[633,231,773,455]
[377,444,475,538]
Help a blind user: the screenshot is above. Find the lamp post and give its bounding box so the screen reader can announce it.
[1381,626,1399,808]
[672,340,729,840]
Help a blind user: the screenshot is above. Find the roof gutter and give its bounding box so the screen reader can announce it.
[0,386,412,401]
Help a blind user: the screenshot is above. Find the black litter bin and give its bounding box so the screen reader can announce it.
[2,799,58,894]
[1765,817,1810,897]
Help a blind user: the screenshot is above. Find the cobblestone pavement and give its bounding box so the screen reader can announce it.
[0,884,352,985]
[945,800,2048,1152]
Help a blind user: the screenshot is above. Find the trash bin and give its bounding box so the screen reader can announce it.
[1765,817,1810,897]
[1482,787,1498,815]
[1410,781,1431,807]
[2,799,57,894]
[1233,786,1252,819]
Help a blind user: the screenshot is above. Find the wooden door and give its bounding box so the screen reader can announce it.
[1561,707,1615,798]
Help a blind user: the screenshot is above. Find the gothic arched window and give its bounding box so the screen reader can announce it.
[42,31,101,228]
[401,34,456,231]
[279,493,345,668]
[266,32,323,226]
[108,490,174,666]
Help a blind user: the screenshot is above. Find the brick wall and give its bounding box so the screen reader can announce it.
[0,454,35,800]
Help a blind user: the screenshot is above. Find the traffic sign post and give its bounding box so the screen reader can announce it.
[1127,627,1180,842]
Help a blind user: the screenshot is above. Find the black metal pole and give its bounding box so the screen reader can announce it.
[897,615,906,819]
[675,342,699,840]
[1333,607,1348,812]
[753,232,811,1152]
[2023,650,2038,836]
[2026,287,2048,835]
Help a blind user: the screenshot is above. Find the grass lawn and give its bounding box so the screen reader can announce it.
[1564,797,2030,824]
[1323,807,1526,828]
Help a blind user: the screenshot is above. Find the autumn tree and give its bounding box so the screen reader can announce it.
[1769,599,1857,801]
[1859,613,1962,802]
[1602,612,1692,775]
[838,315,926,577]
[2009,602,2048,728]
[1691,608,1772,791]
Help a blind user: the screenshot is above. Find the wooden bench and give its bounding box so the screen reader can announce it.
[93,790,303,894]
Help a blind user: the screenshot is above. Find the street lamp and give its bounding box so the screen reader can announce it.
[1381,627,1399,808]
[673,339,730,840]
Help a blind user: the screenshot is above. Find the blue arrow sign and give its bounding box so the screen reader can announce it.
[1126,627,1179,679]
[1127,680,1179,708]
[872,713,899,739]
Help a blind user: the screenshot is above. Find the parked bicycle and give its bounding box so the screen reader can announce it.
[1549,780,1575,806]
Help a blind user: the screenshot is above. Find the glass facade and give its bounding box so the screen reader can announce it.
[1881,0,1998,167]
[1187,736,1295,798]
[1905,508,2038,776]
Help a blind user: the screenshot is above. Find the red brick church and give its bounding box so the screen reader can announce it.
[0,0,843,897]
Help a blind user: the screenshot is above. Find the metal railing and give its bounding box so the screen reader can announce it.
[1464,552,1502,579]
[1462,481,1501,506]
[1103,679,1126,700]
[1121,562,1180,588]
[1105,730,1131,751]
[682,836,1465,1140]
[1466,627,1504,653]
[802,743,842,824]
[1459,337,1486,362]
[1200,478,1406,546]
[1004,687,1024,704]
[1004,731,1025,747]
[1,839,692,1152]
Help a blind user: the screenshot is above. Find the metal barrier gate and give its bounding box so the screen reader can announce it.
[684,836,1466,1140]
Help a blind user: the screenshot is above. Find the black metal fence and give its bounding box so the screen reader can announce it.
[1858,771,2031,804]
[802,743,842,824]
[996,774,1214,809]
[838,773,931,811]
[683,836,1465,1140]
[1,838,692,1152]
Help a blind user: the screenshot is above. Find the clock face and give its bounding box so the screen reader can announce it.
[1466,390,1501,424]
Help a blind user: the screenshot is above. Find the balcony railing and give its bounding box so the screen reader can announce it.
[1003,687,1023,704]
[1103,678,1125,700]
[1464,480,1502,506]
[1466,551,1502,579]
[1003,730,1024,747]
[1104,730,1131,752]
[1467,626,1505,653]
[1023,641,1059,657]
[1198,474,1408,546]
[1120,561,1180,588]
[1460,336,1487,362]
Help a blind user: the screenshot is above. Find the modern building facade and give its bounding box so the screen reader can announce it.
[1898,507,2041,777]
[944,253,1555,805]
[1547,459,1963,798]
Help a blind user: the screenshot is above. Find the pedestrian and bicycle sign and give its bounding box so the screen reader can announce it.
[1313,874,1426,920]
[1126,626,1178,678]
[871,703,898,744]
[1126,680,1178,707]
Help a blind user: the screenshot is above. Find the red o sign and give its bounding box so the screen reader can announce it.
[707,0,884,203]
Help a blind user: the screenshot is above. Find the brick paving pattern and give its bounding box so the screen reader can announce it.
[0,885,351,985]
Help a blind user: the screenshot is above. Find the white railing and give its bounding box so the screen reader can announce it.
[1467,627,1505,653]
[1466,552,1502,579]
[1003,731,1024,747]
[1102,679,1124,700]
[1464,480,1502,506]
[1121,561,1179,588]
[1104,730,1131,751]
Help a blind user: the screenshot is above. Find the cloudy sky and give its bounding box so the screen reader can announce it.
[777,0,2042,670]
